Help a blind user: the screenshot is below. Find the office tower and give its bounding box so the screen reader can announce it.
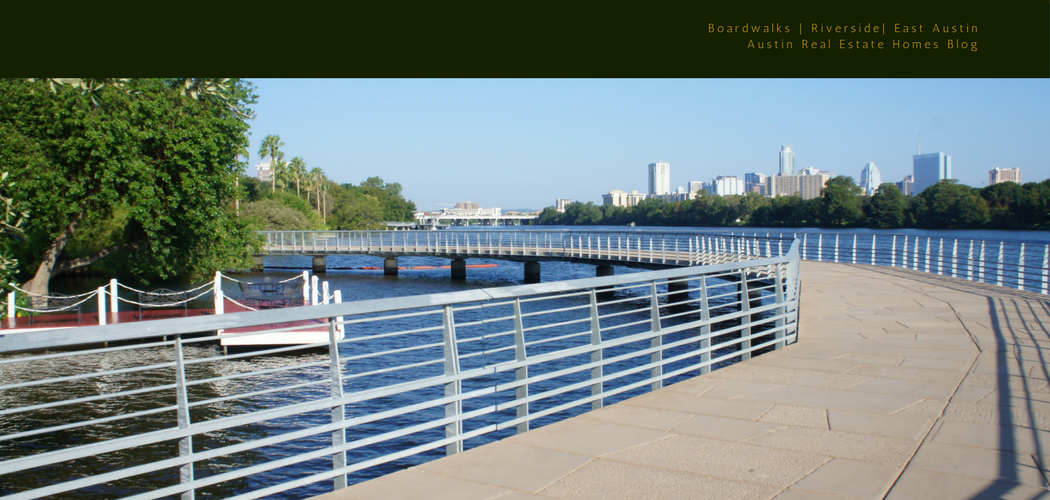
[896,175,914,196]
[780,146,795,176]
[711,176,745,196]
[602,190,646,207]
[648,162,670,197]
[745,173,768,195]
[912,153,952,194]
[555,199,573,212]
[859,162,882,195]
[688,181,705,194]
[989,167,1022,185]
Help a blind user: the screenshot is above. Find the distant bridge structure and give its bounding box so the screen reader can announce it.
[414,208,538,226]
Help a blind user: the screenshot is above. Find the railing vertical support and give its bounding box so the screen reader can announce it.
[649,282,663,391]
[97,286,106,326]
[938,238,944,275]
[871,235,876,266]
[998,241,1004,286]
[952,240,958,277]
[322,281,330,305]
[1043,245,1049,294]
[109,279,118,316]
[311,275,320,306]
[979,241,986,283]
[174,335,195,500]
[834,234,839,263]
[7,290,14,319]
[851,235,856,264]
[302,271,310,304]
[924,237,931,272]
[774,263,786,349]
[512,298,529,434]
[441,305,463,455]
[699,277,711,374]
[589,290,603,410]
[213,272,224,316]
[739,270,751,361]
[891,235,896,267]
[328,316,347,489]
[1019,243,1026,290]
[818,233,823,262]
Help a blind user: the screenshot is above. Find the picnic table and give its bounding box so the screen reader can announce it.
[238,281,304,309]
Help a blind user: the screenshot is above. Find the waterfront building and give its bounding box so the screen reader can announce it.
[555,199,573,213]
[771,172,829,200]
[989,167,1021,185]
[455,201,481,210]
[655,187,695,203]
[913,152,952,194]
[648,162,671,197]
[779,146,795,176]
[602,190,646,207]
[711,176,745,196]
[859,162,881,195]
[255,159,273,182]
[688,181,705,194]
[896,175,914,196]
[744,173,768,195]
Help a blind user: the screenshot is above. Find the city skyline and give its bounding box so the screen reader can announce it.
[244,79,1049,210]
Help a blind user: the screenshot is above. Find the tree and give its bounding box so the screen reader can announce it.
[288,156,307,197]
[257,134,285,193]
[868,183,908,228]
[820,176,864,227]
[0,78,259,297]
[914,179,989,229]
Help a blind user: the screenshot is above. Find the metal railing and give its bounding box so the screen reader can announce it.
[259,230,794,267]
[0,238,800,500]
[734,231,1050,294]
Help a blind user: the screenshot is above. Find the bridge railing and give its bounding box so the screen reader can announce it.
[0,239,800,500]
[259,230,796,267]
[736,231,1050,294]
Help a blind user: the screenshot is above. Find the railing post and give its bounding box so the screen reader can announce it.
[311,275,320,305]
[998,241,1004,286]
[109,279,118,316]
[1043,245,1049,294]
[968,241,975,280]
[302,271,310,305]
[649,282,663,391]
[871,235,876,266]
[589,290,604,410]
[891,235,896,267]
[938,238,944,275]
[979,241,986,283]
[7,290,14,319]
[97,286,106,326]
[802,233,807,260]
[1019,243,1026,290]
[913,237,919,269]
[774,263,786,349]
[213,271,224,316]
[699,277,711,374]
[322,281,330,305]
[851,234,856,264]
[739,270,751,361]
[818,233,823,262]
[441,305,463,455]
[903,236,908,269]
[834,234,839,263]
[512,298,529,434]
[328,314,347,489]
[334,290,344,336]
[174,335,195,500]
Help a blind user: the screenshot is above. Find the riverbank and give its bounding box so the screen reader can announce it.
[313,260,1050,499]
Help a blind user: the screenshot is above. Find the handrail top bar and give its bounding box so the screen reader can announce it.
[0,241,798,355]
[257,229,798,242]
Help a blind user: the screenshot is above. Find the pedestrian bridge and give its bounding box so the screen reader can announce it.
[257,230,791,282]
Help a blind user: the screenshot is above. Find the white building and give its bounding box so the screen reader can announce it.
[555,199,574,212]
[779,146,795,176]
[989,167,1021,185]
[744,173,768,195]
[688,181,705,194]
[255,159,274,182]
[711,176,745,196]
[896,175,914,196]
[648,162,671,197]
[655,187,695,203]
[602,190,647,207]
[859,162,881,195]
[913,153,952,194]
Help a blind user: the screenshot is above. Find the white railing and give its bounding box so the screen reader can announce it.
[734,231,1050,294]
[258,230,795,268]
[0,238,801,500]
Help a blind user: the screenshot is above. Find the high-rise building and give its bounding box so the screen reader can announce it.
[688,181,705,194]
[989,167,1022,185]
[555,199,573,212]
[779,146,795,176]
[896,175,914,196]
[859,162,881,196]
[648,162,670,197]
[744,173,768,195]
[255,159,273,182]
[913,153,952,194]
[771,173,829,200]
[711,176,745,196]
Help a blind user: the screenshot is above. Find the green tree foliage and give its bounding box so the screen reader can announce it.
[240,200,314,230]
[358,177,417,222]
[820,176,865,227]
[914,179,989,229]
[0,78,258,295]
[867,183,908,228]
[562,202,603,225]
[258,134,284,193]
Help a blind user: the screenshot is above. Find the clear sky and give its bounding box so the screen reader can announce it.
[244,79,1050,212]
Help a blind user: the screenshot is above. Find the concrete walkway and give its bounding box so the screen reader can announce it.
[316,261,1050,500]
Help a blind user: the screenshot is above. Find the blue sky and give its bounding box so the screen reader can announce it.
[244,79,1050,211]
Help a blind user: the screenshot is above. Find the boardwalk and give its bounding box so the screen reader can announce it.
[314,261,1050,500]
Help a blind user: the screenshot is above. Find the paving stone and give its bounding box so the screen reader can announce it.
[507,415,670,457]
[314,469,511,500]
[662,376,723,396]
[789,458,901,499]
[622,392,774,420]
[827,409,933,440]
[701,380,783,399]
[758,404,829,429]
[745,426,917,467]
[846,376,960,400]
[941,402,1050,431]
[831,352,905,367]
[418,441,592,493]
[847,364,967,385]
[737,385,922,415]
[708,363,874,390]
[900,356,973,371]
[670,414,784,442]
[886,467,1050,500]
[539,459,780,500]
[930,420,1050,454]
[579,403,693,432]
[951,384,994,403]
[604,434,829,487]
[890,398,947,418]
[908,441,1048,487]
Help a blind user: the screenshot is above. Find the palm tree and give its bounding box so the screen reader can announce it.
[289,157,307,197]
[309,167,325,212]
[257,134,285,192]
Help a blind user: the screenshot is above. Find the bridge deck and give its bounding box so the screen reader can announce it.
[314,261,1050,500]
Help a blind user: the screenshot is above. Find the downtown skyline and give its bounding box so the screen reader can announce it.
[244,79,1050,210]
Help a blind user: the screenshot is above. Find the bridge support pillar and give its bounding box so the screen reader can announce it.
[524,261,541,284]
[667,280,690,302]
[252,256,265,270]
[451,259,466,280]
[312,256,326,274]
[596,265,614,277]
[384,257,399,276]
